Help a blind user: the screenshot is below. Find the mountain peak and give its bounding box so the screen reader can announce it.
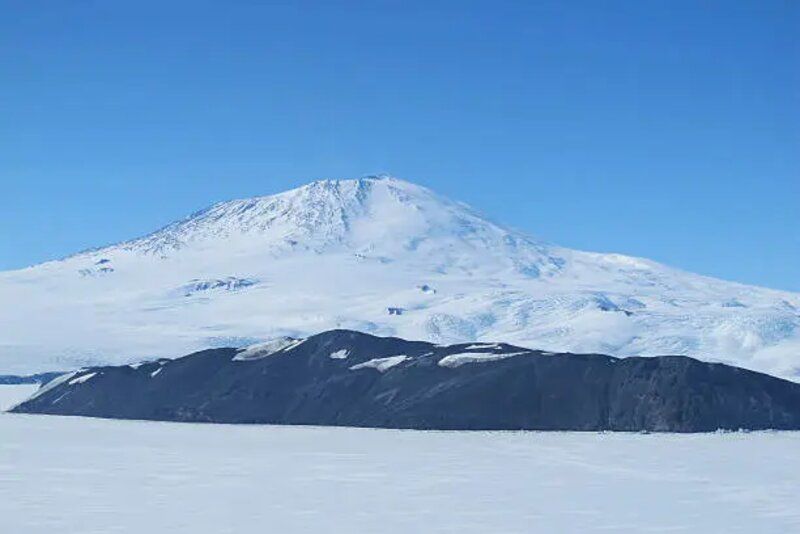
[5,176,799,381]
[111,176,531,260]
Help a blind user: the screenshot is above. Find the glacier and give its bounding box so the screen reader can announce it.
[1,175,798,378]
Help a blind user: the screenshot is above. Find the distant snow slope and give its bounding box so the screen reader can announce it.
[1,175,798,378]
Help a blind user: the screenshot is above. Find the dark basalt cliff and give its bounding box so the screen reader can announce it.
[11,330,800,432]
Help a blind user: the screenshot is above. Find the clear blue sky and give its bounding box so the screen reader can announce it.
[1,1,798,290]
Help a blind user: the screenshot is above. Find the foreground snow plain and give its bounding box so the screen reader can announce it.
[2,386,799,533]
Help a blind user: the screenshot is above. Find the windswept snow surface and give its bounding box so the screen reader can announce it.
[1,388,799,533]
[68,371,98,385]
[232,337,304,361]
[349,355,409,372]
[329,349,349,359]
[437,351,529,368]
[1,176,799,379]
[22,371,76,403]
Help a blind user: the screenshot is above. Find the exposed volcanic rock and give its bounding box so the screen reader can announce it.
[11,330,800,432]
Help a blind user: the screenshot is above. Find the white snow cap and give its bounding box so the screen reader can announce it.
[1,175,798,381]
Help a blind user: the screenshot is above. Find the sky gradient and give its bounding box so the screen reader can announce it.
[1,1,798,290]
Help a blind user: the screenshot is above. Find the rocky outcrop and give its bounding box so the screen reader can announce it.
[11,330,800,432]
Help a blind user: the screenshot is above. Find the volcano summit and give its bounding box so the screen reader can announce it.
[1,176,798,378]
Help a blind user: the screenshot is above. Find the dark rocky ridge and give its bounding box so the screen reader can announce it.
[10,330,800,432]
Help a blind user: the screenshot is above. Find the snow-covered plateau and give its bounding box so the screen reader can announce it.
[1,176,798,378]
[1,386,799,533]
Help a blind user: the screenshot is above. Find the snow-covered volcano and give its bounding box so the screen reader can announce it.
[2,176,799,378]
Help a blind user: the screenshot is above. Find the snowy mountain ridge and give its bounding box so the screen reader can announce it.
[1,176,798,378]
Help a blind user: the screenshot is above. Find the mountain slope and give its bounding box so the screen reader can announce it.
[1,176,798,378]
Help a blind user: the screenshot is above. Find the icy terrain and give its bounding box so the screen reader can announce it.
[1,176,798,377]
[0,387,798,533]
